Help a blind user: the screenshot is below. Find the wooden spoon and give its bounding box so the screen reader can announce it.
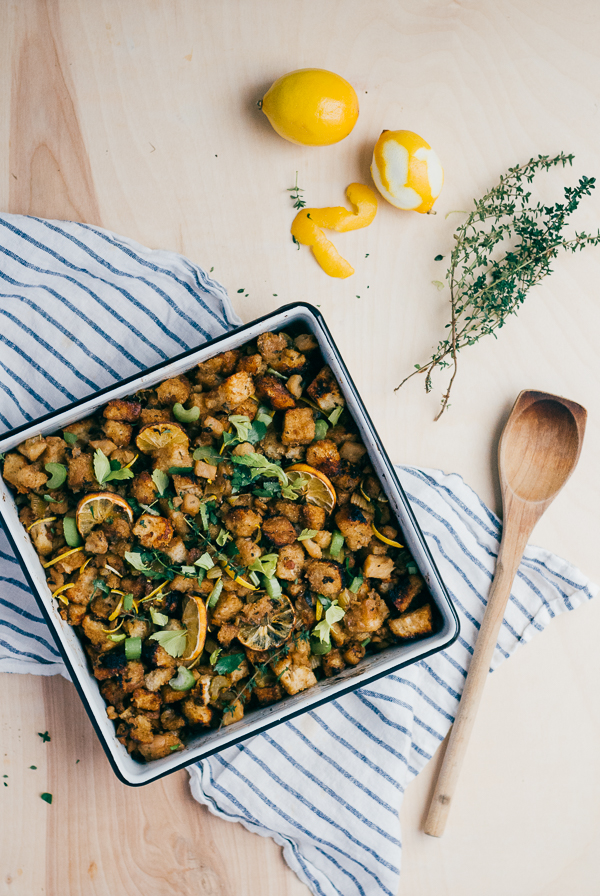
[424,390,586,837]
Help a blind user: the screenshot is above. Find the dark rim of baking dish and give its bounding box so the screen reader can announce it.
[0,302,460,785]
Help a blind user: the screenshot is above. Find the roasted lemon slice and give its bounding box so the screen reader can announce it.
[236,594,296,651]
[285,463,336,515]
[182,593,208,664]
[76,492,134,537]
[135,422,189,454]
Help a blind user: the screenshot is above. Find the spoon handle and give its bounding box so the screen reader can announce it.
[423,515,532,837]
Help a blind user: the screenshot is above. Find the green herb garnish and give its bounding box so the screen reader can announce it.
[62,516,82,548]
[151,468,169,495]
[168,466,194,475]
[149,629,187,658]
[193,445,221,465]
[287,171,306,210]
[312,600,345,645]
[93,449,134,485]
[207,578,223,608]
[214,652,246,675]
[297,528,318,542]
[209,647,222,666]
[173,402,200,423]
[150,607,169,626]
[63,431,78,445]
[169,666,196,691]
[397,153,600,418]
[44,463,67,490]
[328,406,344,426]
[38,731,51,743]
[194,552,214,571]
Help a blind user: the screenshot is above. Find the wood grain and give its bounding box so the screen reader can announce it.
[1,1,600,894]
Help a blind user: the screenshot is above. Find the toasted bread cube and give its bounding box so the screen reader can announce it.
[160,708,186,730]
[363,554,395,579]
[17,437,47,462]
[274,663,317,696]
[131,471,159,505]
[389,603,433,639]
[103,419,132,447]
[344,592,390,634]
[40,436,68,465]
[306,439,341,479]
[235,537,262,567]
[211,592,243,625]
[254,685,283,706]
[273,499,301,524]
[224,507,262,538]
[140,408,172,425]
[302,505,326,530]
[306,366,345,413]
[335,504,372,551]
[255,374,296,410]
[103,399,141,422]
[132,513,174,549]
[137,733,184,760]
[294,333,318,353]
[390,574,424,613]
[305,560,343,596]
[322,649,346,678]
[343,641,366,666]
[132,688,162,712]
[194,460,218,479]
[276,543,306,581]
[67,453,95,492]
[144,668,173,692]
[214,372,254,412]
[257,331,289,361]
[263,515,297,547]
[85,530,108,554]
[281,408,315,445]
[237,353,267,377]
[182,699,213,727]
[269,348,307,376]
[156,376,191,406]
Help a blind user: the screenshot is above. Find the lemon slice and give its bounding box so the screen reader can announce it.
[135,422,189,454]
[236,594,296,651]
[76,492,134,537]
[285,463,336,515]
[182,593,208,664]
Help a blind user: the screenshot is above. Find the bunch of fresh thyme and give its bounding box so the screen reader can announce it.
[397,153,600,419]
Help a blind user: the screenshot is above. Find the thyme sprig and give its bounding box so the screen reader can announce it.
[396,153,600,419]
[287,171,306,210]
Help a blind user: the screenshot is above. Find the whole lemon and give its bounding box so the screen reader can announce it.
[371,130,444,214]
[260,68,359,146]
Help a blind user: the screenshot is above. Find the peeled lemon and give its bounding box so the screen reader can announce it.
[371,130,444,213]
[260,68,359,146]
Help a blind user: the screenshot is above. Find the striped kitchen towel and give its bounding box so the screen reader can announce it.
[0,213,596,896]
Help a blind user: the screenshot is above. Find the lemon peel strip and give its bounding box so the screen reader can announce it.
[291,183,377,278]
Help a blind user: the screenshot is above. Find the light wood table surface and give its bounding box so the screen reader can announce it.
[2,2,600,894]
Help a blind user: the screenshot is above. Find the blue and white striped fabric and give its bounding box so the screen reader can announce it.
[0,213,596,896]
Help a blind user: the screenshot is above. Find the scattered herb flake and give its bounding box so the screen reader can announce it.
[40,792,53,804]
[38,731,51,743]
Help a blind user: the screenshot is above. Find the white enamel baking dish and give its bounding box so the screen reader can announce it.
[0,303,459,785]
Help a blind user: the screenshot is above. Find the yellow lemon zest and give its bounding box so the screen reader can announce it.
[52,583,75,605]
[371,130,444,214]
[315,599,323,622]
[108,592,125,621]
[42,546,84,568]
[124,453,139,469]
[139,579,170,603]
[291,183,377,279]
[102,619,124,634]
[371,523,404,549]
[27,516,57,532]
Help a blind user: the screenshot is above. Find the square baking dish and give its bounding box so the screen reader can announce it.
[0,302,459,785]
